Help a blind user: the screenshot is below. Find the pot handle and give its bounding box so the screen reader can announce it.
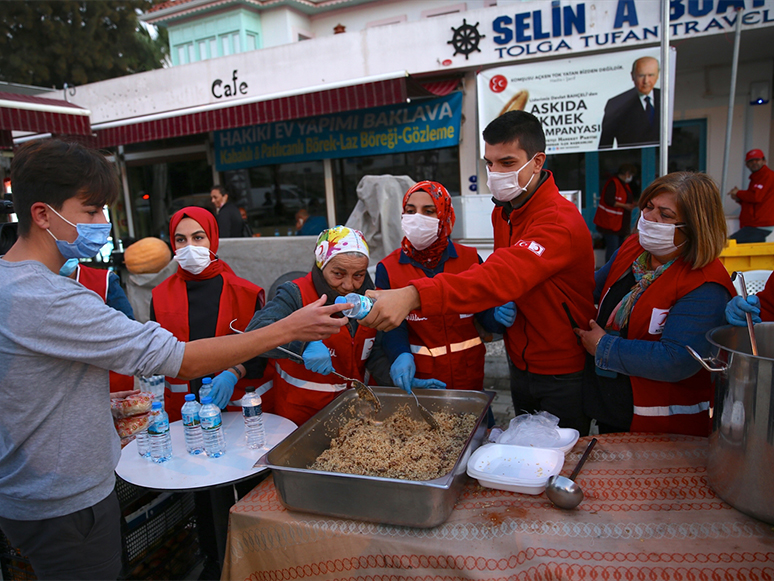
[685,345,728,373]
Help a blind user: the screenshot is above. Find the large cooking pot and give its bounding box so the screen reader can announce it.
[688,323,774,524]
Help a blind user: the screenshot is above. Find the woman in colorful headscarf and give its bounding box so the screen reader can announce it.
[576,172,734,436]
[244,225,390,426]
[150,206,270,422]
[375,180,517,394]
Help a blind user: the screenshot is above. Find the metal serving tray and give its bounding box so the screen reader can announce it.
[255,387,493,528]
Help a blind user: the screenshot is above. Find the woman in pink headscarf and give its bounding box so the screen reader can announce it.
[243,226,390,426]
[376,181,517,395]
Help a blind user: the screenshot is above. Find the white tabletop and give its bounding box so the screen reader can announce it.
[116,412,297,491]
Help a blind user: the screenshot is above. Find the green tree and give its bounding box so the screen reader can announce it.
[0,1,169,89]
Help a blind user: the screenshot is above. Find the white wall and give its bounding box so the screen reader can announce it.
[261,7,313,48]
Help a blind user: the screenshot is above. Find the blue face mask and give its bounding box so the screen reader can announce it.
[46,204,112,259]
[59,258,79,277]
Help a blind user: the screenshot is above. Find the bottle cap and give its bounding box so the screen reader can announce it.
[151,401,162,409]
[202,377,212,384]
[245,386,256,393]
[334,296,346,304]
[184,394,195,401]
[201,396,212,404]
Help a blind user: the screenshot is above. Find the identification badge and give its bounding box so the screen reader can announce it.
[649,308,670,335]
[361,338,375,360]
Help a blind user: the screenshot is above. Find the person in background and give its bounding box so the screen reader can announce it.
[593,164,638,262]
[728,149,774,243]
[376,180,516,394]
[210,185,244,238]
[359,111,596,435]
[245,226,391,426]
[150,206,271,422]
[576,172,734,436]
[0,139,349,581]
[238,205,254,237]
[295,206,328,236]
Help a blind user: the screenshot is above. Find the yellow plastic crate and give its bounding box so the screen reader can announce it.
[718,239,774,273]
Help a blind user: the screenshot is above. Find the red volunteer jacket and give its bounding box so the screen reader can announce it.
[380,244,485,390]
[77,265,135,393]
[758,274,774,321]
[601,237,735,436]
[152,271,268,422]
[737,165,774,228]
[593,176,631,233]
[412,171,596,375]
[272,273,378,426]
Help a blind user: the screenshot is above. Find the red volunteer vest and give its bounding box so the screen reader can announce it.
[152,271,269,422]
[601,237,735,436]
[593,176,631,232]
[77,265,135,393]
[272,273,377,426]
[380,244,485,390]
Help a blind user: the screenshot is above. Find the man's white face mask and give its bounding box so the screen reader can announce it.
[486,154,537,202]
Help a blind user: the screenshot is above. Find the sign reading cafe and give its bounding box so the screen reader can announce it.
[214,93,462,171]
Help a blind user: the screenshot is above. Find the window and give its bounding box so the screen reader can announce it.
[209,37,217,58]
[175,43,194,64]
[421,3,466,18]
[187,43,195,63]
[198,40,207,60]
[198,37,216,60]
[246,33,257,51]
[232,32,241,54]
[221,35,231,56]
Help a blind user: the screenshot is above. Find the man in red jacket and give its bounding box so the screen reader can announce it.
[361,111,596,434]
[728,149,774,243]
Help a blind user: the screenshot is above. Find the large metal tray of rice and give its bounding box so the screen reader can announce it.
[255,387,493,528]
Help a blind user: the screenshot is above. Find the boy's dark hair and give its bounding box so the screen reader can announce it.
[211,185,229,198]
[482,111,546,158]
[11,139,119,236]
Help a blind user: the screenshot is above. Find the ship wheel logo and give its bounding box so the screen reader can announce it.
[448,19,485,60]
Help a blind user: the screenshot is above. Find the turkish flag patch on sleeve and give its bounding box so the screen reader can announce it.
[515,240,545,256]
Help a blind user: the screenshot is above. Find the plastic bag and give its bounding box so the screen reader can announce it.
[111,392,154,419]
[495,411,561,447]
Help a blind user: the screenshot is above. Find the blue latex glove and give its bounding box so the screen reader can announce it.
[411,377,446,390]
[493,301,517,327]
[725,295,762,326]
[303,340,334,375]
[210,370,239,409]
[390,352,416,393]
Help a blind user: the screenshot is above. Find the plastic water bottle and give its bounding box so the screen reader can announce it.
[135,424,150,458]
[148,402,172,463]
[139,374,165,405]
[200,396,226,457]
[334,293,373,320]
[199,377,213,403]
[181,394,204,455]
[241,387,266,449]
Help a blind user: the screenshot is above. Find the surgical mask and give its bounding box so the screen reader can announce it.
[401,213,440,250]
[59,258,79,277]
[173,244,213,275]
[637,214,685,256]
[46,204,112,259]
[622,175,633,184]
[486,155,537,202]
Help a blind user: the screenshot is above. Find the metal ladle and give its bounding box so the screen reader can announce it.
[544,438,597,509]
[731,271,759,356]
[410,391,440,430]
[229,319,381,410]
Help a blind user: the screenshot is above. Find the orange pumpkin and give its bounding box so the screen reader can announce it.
[124,237,172,274]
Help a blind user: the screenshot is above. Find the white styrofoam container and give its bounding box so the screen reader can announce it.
[493,427,580,455]
[467,444,565,495]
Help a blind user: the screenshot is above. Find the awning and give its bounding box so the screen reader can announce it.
[93,71,429,149]
[0,91,92,143]
[419,78,461,97]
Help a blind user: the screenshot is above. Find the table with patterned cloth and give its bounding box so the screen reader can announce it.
[223,434,774,580]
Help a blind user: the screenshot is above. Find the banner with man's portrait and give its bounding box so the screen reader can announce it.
[477,46,676,155]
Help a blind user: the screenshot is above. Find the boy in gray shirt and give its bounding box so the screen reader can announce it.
[0,139,349,580]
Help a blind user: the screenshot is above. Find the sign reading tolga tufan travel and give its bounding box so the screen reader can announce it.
[477,47,676,155]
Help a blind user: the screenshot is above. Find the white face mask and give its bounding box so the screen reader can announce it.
[401,213,440,250]
[637,214,685,256]
[173,244,213,275]
[486,155,537,202]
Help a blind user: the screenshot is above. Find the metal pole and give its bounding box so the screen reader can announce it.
[721,9,744,195]
[117,145,135,239]
[659,0,670,177]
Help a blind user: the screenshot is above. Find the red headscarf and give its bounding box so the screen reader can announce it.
[168,206,231,281]
[400,181,456,269]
